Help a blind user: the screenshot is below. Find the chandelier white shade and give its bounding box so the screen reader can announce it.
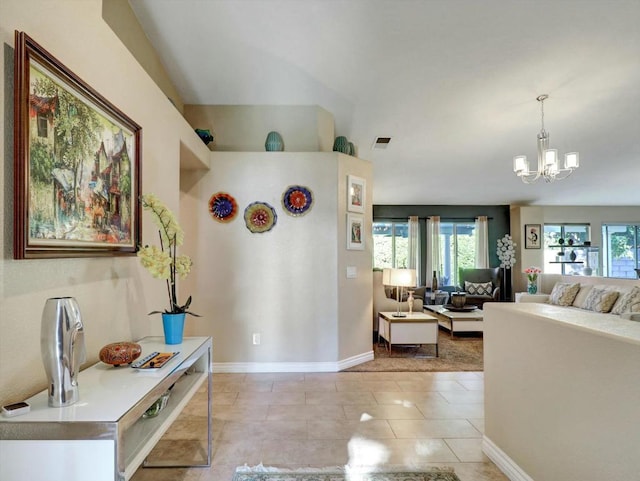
[513,94,579,184]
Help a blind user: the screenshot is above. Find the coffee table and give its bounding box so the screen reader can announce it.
[378,311,439,356]
[423,304,483,337]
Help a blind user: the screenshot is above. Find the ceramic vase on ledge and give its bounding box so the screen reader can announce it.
[265,131,284,151]
[527,280,538,294]
[162,313,185,345]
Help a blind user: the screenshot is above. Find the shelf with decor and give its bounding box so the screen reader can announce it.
[0,336,212,481]
[546,244,600,276]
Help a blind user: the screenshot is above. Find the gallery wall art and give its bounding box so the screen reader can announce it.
[347,175,365,213]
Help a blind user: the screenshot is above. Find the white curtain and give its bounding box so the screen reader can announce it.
[426,216,441,288]
[475,215,489,268]
[407,216,420,283]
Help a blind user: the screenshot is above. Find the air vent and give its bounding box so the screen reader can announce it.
[372,137,392,150]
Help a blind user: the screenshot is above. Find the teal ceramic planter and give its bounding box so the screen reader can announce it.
[265,131,284,151]
[162,313,185,345]
[195,128,214,145]
[333,136,350,154]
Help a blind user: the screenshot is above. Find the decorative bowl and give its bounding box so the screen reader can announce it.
[450,292,467,308]
[143,390,171,418]
[99,342,142,367]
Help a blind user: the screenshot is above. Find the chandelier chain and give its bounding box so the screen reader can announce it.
[539,96,546,133]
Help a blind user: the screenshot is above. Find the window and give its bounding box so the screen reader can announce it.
[439,222,476,287]
[602,224,640,278]
[544,224,591,275]
[37,114,48,138]
[373,221,408,268]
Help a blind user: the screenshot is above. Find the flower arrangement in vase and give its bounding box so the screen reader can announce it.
[138,194,199,344]
[497,234,516,269]
[524,266,542,294]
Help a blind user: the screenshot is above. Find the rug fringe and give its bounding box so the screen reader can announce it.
[235,464,455,474]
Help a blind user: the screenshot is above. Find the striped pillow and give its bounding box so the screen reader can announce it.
[548,282,581,307]
[611,286,640,315]
[583,287,620,313]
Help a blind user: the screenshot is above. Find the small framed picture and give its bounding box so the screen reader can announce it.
[525,224,542,249]
[347,175,365,213]
[347,213,364,250]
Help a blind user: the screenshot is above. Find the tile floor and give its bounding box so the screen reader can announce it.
[132,371,509,481]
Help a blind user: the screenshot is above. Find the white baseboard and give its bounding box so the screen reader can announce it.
[212,350,374,373]
[482,435,534,481]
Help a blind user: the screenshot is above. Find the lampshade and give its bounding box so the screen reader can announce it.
[565,152,579,169]
[382,268,392,286]
[388,268,416,287]
[513,155,528,174]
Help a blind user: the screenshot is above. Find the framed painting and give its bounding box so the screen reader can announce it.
[347,175,365,213]
[13,32,142,259]
[525,224,542,249]
[347,213,364,250]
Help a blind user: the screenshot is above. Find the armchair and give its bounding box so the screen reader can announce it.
[458,267,502,308]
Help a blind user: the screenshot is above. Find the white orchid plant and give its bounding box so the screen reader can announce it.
[138,194,199,316]
[497,234,516,270]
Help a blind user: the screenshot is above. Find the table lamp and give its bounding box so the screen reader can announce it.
[385,268,417,317]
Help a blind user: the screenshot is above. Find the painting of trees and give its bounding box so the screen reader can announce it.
[14,31,141,258]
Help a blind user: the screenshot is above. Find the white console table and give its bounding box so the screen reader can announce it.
[0,336,212,481]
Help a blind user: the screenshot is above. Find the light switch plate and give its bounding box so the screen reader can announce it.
[346,266,357,278]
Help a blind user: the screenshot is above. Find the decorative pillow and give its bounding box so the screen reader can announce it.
[572,285,594,308]
[611,286,640,315]
[465,281,493,296]
[548,282,581,307]
[388,287,412,301]
[582,287,620,313]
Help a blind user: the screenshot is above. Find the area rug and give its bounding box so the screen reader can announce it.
[233,467,461,481]
[343,333,483,372]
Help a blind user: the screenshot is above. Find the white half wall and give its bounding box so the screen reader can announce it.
[484,302,640,480]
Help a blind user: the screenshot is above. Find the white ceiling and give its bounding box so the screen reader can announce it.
[130,0,640,206]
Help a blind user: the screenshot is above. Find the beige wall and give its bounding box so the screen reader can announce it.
[183,105,335,152]
[510,205,640,292]
[337,154,373,360]
[0,0,208,406]
[102,0,185,113]
[179,151,372,368]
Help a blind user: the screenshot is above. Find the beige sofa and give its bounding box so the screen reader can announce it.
[372,269,423,334]
[516,274,640,321]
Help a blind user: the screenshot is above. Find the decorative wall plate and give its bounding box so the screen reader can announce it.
[209,192,238,223]
[282,185,313,216]
[244,202,277,233]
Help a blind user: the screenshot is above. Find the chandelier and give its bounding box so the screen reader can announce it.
[513,94,579,183]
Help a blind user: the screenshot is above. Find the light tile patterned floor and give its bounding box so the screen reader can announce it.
[131,371,508,481]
